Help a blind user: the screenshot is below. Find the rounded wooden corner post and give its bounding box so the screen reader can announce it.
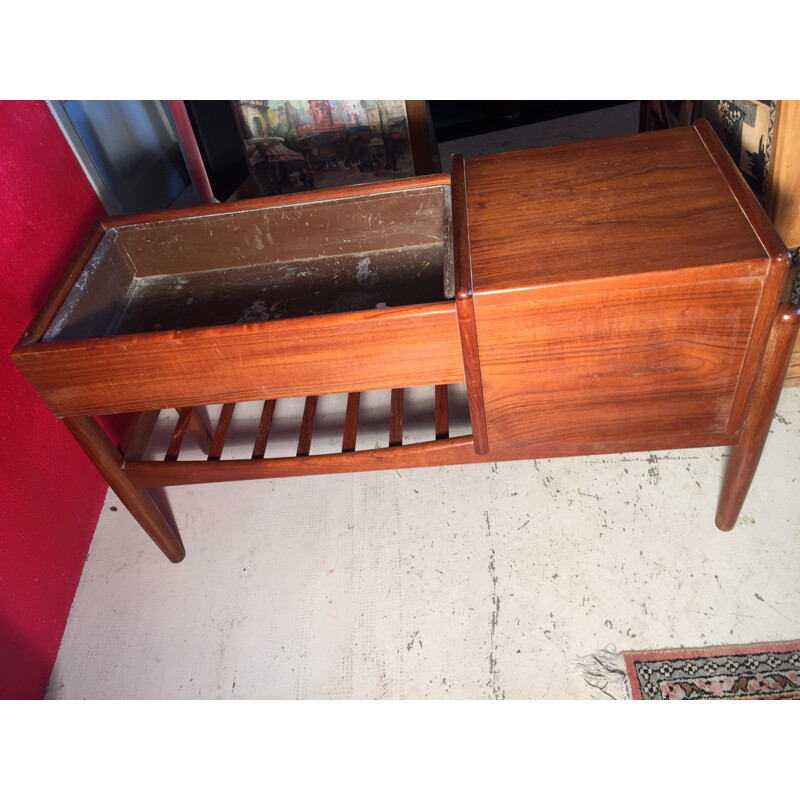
[63,416,186,563]
[450,152,490,455]
[716,297,800,531]
[694,116,798,529]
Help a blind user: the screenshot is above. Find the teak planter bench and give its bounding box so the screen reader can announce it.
[13,121,798,563]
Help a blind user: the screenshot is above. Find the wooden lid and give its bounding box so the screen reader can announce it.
[463,125,770,293]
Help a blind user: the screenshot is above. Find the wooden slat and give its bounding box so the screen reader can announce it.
[208,403,235,461]
[165,408,194,461]
[297,396,318,457]
[252,399,277,459]
[342,392,360,453]
[389,388,404,447]
[186,408,213,454]
[435,385,449,440]
[119,410,160,460]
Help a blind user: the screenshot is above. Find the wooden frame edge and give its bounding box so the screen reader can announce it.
[693,119,793,434]
[13,220,108,349]
[450,153,489,454]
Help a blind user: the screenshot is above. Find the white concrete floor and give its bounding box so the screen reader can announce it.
[46,103,800,699]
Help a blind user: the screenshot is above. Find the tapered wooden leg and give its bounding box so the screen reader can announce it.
[716,302,800,530]
[63,416,186,563]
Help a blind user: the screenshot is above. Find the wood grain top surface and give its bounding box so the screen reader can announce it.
[463,126,769,292]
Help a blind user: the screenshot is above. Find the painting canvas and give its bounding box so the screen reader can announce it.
[233,100,415,196]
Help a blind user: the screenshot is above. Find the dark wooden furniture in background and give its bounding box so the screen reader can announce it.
[404,100,438,175]
[765,101,800,250]
[12,121,796,562]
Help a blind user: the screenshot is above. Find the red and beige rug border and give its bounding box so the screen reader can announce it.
[578,639,800,700]
[624,639,800,700]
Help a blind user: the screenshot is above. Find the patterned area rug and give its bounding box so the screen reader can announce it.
[578,640,800,699]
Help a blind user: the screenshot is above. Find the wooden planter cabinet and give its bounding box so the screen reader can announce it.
[13,121,798,563]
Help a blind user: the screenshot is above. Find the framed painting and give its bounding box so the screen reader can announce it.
[232,100,433,197]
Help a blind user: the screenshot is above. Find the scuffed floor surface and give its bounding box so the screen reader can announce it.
[47,387,800,699]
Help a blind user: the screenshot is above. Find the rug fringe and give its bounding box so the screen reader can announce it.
[575,645,631,700]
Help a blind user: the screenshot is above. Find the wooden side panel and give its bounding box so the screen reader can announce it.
[693,119,791,432]
[13,303,464,417]
[473,267,766,450]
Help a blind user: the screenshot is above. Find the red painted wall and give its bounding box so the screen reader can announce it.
[0,101,109,699]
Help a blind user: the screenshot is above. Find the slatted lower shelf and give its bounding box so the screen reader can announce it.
[121,384,475,488]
